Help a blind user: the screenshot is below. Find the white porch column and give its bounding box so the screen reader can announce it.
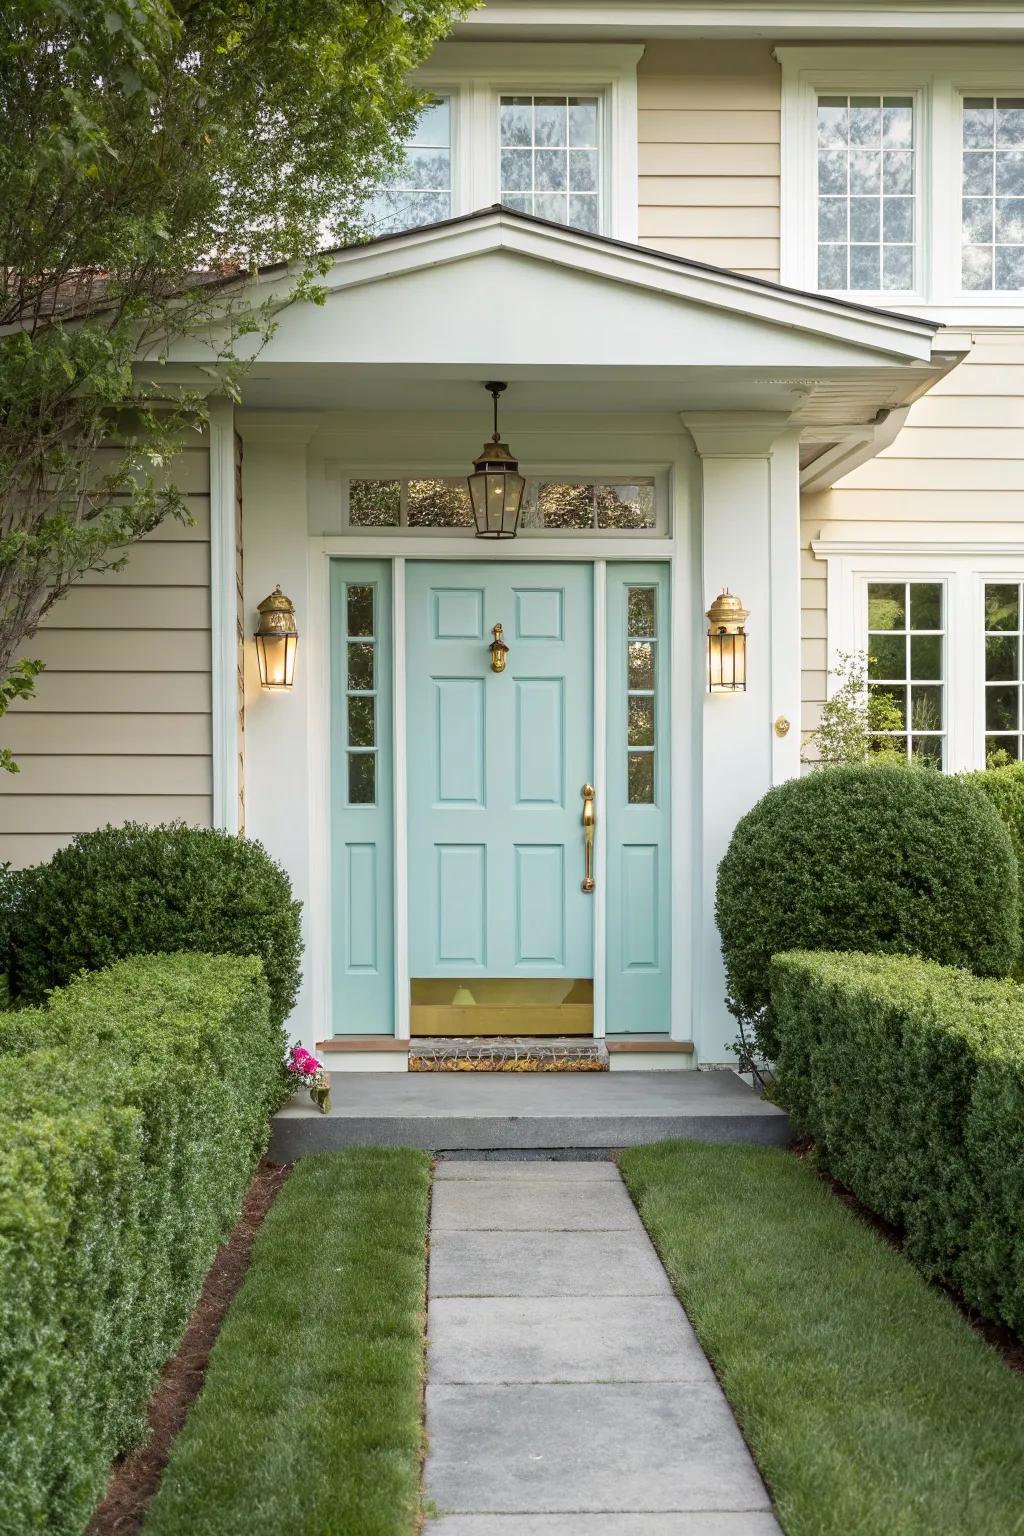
[238,417,320,1048]
[682,414,802,1064]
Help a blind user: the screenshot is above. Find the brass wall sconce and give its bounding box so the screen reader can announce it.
[467,381,526,539]
[255,586,299,690]
[706,588,748,693]
[489,623,509,673]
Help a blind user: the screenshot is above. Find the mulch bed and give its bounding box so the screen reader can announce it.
[791,1142,1024,1376]
[87,1159,292,1536]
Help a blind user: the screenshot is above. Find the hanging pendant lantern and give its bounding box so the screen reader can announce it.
[467,381,525,539]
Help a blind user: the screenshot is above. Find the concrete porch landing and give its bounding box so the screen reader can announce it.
[269,1070,790,1158]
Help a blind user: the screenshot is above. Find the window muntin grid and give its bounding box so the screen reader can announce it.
[626,586,657,803]
[365,97,452,236]
[499,95,600,233]
[345,477,656,531]
[345,584,378,804]
[816,94,915,292]
[984,582,1024,764]
[867,580,945,765]
[961,97,1024,291]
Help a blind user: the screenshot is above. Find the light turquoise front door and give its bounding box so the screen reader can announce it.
[406,562,594,979]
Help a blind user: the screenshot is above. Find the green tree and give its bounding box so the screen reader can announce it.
[0,0,467,764]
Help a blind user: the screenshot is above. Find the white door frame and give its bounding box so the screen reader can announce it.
[307,535,674,1042]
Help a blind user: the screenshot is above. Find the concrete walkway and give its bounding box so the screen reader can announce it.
[424,1160,781,1535]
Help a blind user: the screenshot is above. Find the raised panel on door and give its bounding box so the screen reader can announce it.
[605,564,672,1034]
[329,560,394,1034]
[406,562,593,993]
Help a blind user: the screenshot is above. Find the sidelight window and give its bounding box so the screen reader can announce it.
[345,583,379,804]
[626,586,658,803]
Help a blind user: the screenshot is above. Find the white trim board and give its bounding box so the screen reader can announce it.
[208,398,240,833]
[455,6,1024,41]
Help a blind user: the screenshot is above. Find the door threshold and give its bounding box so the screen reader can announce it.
[410,1036,608,1072]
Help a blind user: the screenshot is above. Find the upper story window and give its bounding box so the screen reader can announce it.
[499,95,600,233]
[780,47,1024,309]
[816,95,915,292]
[961,97,1024,291]
[360,42,642,245]
[367,97,452,236]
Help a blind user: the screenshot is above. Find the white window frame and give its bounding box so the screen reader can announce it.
[814,538,1024,771]
[779,45,1024,319]
[411,42,643,242]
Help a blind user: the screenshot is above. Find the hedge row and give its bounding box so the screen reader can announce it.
[0,952,284,1536]
[770,949,1024,1335]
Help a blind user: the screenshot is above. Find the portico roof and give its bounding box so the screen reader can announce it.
[157,204,968,489]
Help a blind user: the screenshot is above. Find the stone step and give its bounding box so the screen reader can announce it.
[409,1036,609,1073]
[269,1070,792,1157]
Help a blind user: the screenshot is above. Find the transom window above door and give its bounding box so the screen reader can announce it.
[499,96,601,233]
[343,476,661,533]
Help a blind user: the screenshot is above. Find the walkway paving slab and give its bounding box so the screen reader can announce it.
[428,1229,674,1298]
[427,1517,783,1535]
[425,1382,773,1514]
[424,1160,781,1532]
[431,1179,638,1231]
[429,1297,716,1383]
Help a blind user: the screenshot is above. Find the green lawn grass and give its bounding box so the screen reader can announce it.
[619,1141,1024,1536]
[142,1148,431,1536]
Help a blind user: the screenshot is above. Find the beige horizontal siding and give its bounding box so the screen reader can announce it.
[638,40,781,280]
[2,714,211,754]
[0,441,214,868]
[0,795,210,834]
[801,332,1024,755]
[3,756,211,795]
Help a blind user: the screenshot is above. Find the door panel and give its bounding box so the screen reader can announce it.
[407,562,594,981]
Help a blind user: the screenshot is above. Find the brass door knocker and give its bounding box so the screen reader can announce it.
[489,623,509,673]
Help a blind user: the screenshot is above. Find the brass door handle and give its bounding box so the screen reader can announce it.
[581,783,595,893]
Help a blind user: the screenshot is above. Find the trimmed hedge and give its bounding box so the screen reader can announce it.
[0,952,282,1536]
[6,823,302,1026]
[970,759,1024,873]
[771,949,1024,1335]
[716,763,1019,1057]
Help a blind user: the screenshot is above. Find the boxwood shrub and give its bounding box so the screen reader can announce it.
[770,949,1024,1336]
[0,951,281,1536]
[716,763,1019,1057]
[6,823,302,1026]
